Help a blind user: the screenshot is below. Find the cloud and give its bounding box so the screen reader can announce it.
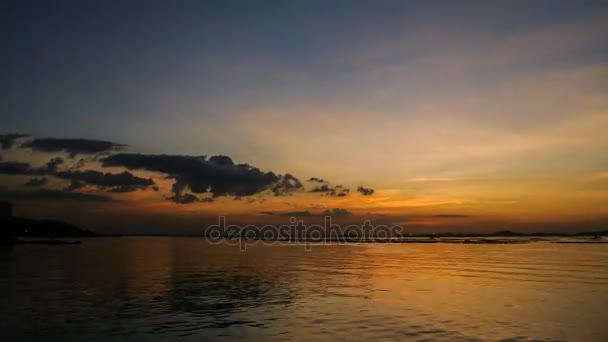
[0,161,38,175]
[271,173,303,196]
[54,170,155,193]
[0,133,30,149]
[109,185,156,193]
[162,182,214,204]
[310,184,350,197]
[0,159,154,193]
[356,186,374,196]
[0,158,65,176]
[23,177,49,187]
[65,180,86,191]
[2,135,371,206]
[102,153,303,202]
[21,138,124,157]
[166,192,200,204]
[44,157,64,173]
[333,188,350,197]
[310,184,332,193]
[0,189,112,202]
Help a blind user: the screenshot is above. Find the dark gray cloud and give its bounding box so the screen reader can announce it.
[0,133,30,149]
[54,170,155,192]
[356,186,375,196]
[21,138,124,157]
[310,184,332,193]
[0,158,65,176]
[24,177,49,187]
[165,191,215,204]
[102,153,303,203]
[163,182,211,204]
[44,157,64,173]
[310,184,350,197]
[334,188,350,197]
[0,161,38,175]
[0,159,154,193]
[109,185,151,193]
[271,174,302,196]
[167,192,200,204]
[66,180,86,191]
[3,134,373,205]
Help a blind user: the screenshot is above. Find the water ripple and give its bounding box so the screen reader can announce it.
[0,238,607,341]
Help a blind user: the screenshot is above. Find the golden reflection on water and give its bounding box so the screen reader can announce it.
[1,238,607,341]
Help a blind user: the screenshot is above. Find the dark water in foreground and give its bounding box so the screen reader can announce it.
[1,238,607,341]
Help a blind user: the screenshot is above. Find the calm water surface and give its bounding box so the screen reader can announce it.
[1,237,607,341]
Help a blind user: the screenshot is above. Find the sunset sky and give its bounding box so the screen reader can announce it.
[2,1,608,234]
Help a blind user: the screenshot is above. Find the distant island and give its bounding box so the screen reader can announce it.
[1,202,95,244]
[2,201,606,245]
[397,230,608,238]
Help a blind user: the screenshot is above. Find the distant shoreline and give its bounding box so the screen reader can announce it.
[74,235,608,244]
[7,235,608,246]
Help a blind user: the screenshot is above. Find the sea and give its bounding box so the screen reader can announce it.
[1,237,607,341]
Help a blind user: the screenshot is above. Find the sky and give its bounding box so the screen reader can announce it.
[1,0,608,234]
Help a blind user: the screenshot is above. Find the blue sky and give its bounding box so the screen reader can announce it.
[1,1,608,232]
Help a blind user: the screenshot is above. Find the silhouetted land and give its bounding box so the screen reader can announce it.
[1,201,94,245]
[2,201,607,245]
[1,216,94,245]
[200,229,608,240]
[3,217,96,237]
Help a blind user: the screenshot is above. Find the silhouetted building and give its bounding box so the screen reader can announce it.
[0,202,12,220]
